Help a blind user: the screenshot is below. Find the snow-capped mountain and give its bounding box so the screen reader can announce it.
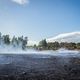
[46,32,80,43]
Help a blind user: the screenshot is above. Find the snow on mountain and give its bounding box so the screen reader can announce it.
[47,31,80,43]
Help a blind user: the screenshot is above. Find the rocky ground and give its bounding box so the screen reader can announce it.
[0,54,80,80]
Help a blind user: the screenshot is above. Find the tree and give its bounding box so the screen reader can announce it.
[39,39,47,49]
[22,37,28,50]
[3,35,10,45]
[18,36,23,47]
[11,36,18,47]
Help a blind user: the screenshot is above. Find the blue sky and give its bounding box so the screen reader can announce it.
[0,0,80,41]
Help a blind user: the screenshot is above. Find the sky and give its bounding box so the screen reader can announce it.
[0,0,80,41]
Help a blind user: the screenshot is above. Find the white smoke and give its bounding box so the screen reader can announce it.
[47,31,80,43]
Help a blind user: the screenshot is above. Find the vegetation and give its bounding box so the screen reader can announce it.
[0,32,28,50]
[0,32,80,51]
[3,35,10,45]
[38,39,47,50]
[38,39,80,50]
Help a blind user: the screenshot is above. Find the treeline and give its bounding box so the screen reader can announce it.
[0,32,28,50]
[38,39,80,50]
[1,32,80,51]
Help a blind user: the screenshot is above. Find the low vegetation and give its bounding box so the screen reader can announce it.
[38,39,80,50]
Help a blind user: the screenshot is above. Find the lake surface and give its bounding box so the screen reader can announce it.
[0,53,80,80]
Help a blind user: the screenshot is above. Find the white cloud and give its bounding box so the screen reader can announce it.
[11,0,29,5]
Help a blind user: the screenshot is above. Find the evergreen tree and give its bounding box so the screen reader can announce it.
[3,35,10,45]
[18,36,23,47]
[12,36,18,47]
[39,39,47,49]
[22,37,28,50]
